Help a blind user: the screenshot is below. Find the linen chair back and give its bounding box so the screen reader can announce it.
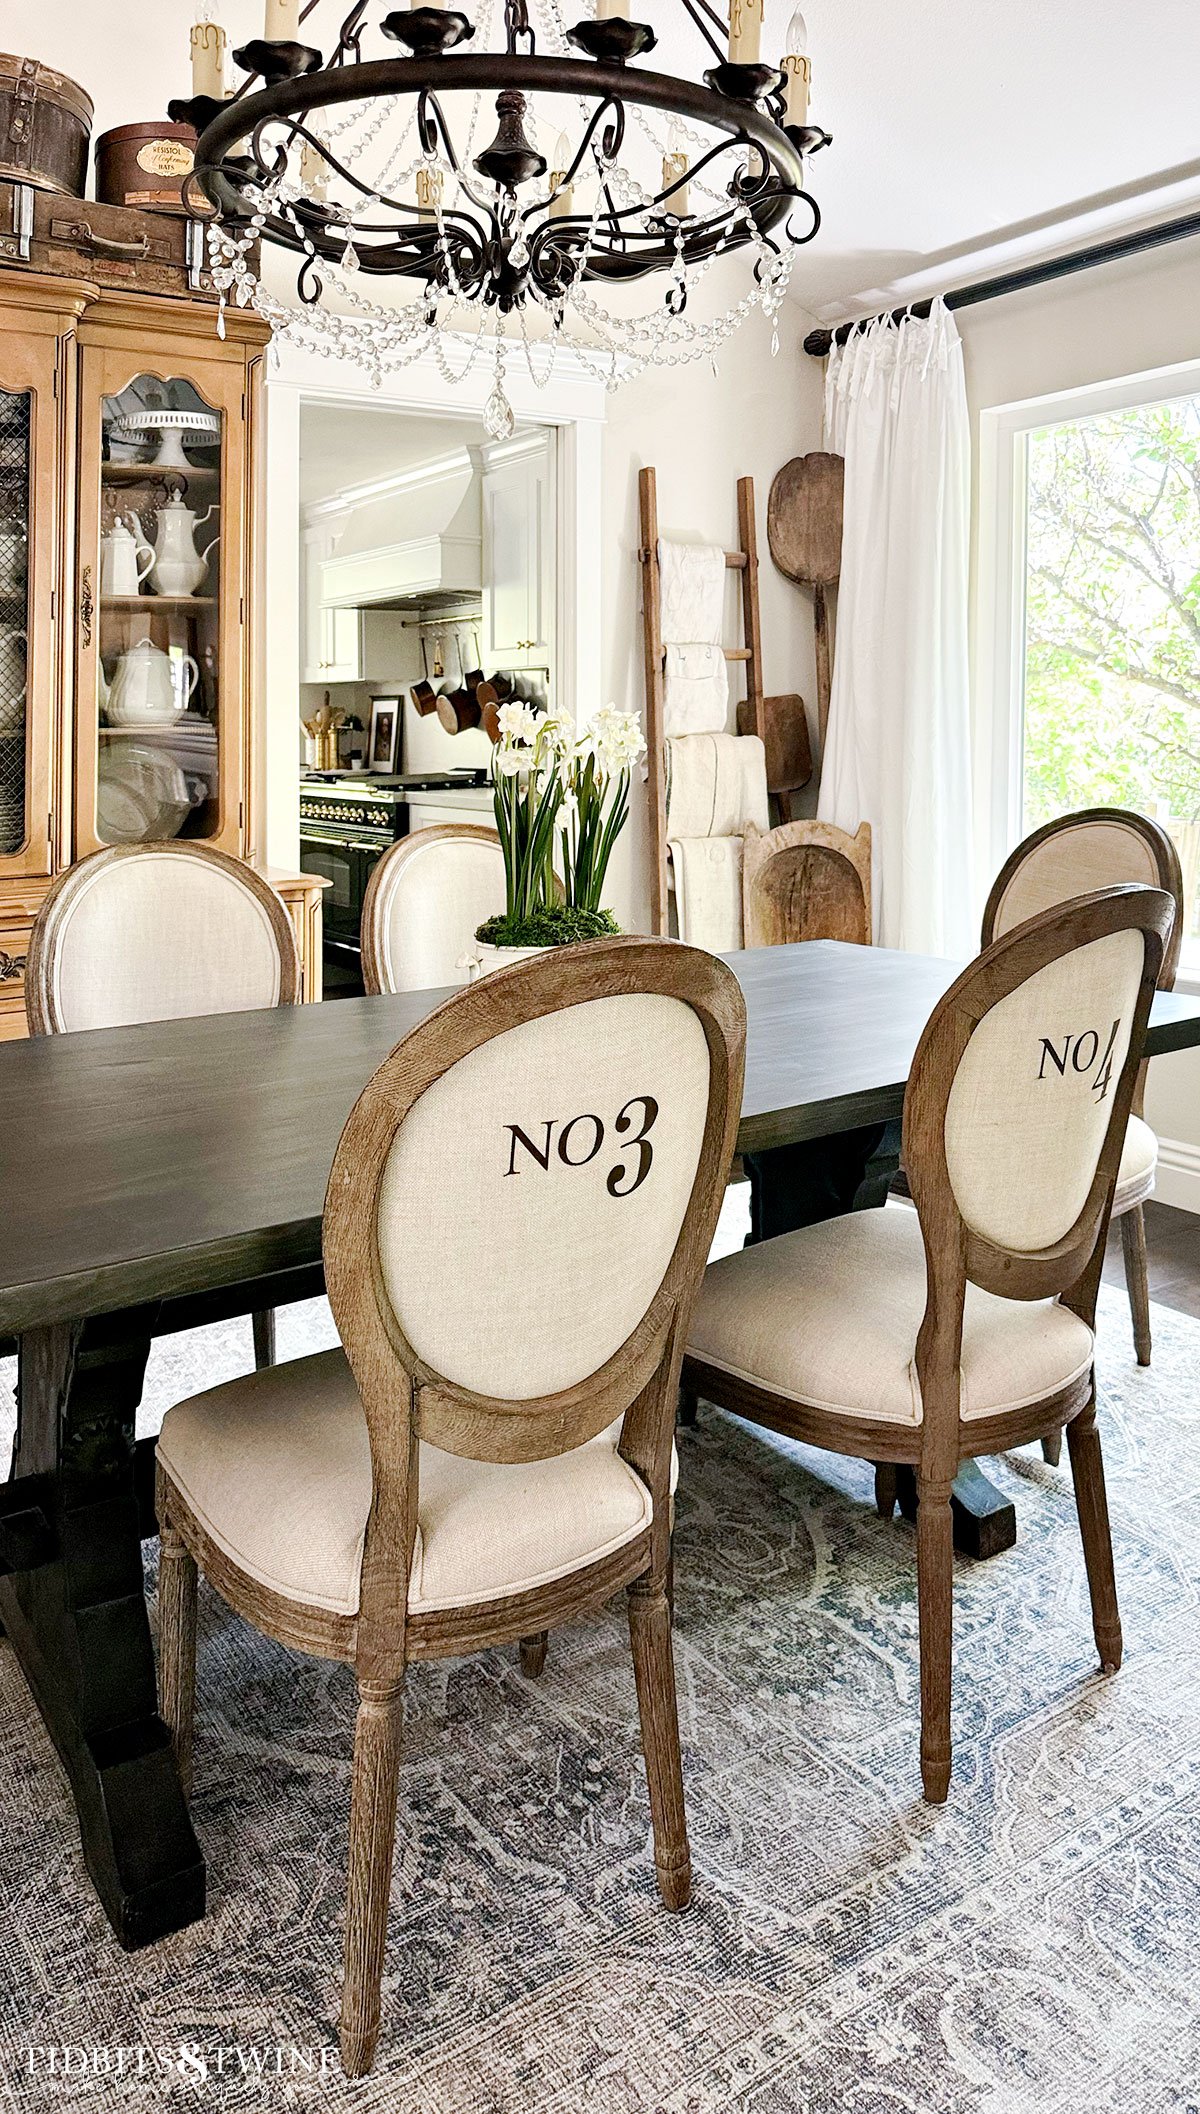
[360,825,506,994]
[903,889,1172,1450]
[26,843,299,1034]
[741,819,872,948]
[983,808,1182,991]
[324,938,745,1658]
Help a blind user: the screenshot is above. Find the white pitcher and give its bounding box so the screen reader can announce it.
[100,516,154,599]
[148,490,218,598]
[105,638,199,727]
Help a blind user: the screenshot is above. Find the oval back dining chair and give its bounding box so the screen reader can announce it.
[360,823,506,995]
[982,808,1183,1368]
[26,843,300,1366]
[684,884,1173,1806]
[154,936,747,2074]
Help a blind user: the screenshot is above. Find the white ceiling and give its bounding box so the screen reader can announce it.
[297,404,485,507]
[754,0,1200,320]
[33,1,1200,332]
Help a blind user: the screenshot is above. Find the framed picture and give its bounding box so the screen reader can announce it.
[368,696,400,774]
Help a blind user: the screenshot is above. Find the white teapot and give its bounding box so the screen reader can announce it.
[100,515,154,599]
[148,488,218,598]
[105,638,199,727]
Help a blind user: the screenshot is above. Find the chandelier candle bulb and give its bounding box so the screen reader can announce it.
[783,7,810,124]
[416,166,443,219]
[190,19,227,99]
[263,0,301,37]
[550,132,573,216]
[595,0,631,18]
[662,123,689,217]
[728,0,764,65]
[299,138,328,199]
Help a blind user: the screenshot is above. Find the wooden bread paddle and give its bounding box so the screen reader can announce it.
[737,692,812,823]
[767,451,844,756]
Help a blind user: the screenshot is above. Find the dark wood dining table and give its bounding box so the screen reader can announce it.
[2,939,1199,1953]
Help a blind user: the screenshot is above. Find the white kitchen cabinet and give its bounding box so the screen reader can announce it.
[302,525,406,684]
[481,432,554,670]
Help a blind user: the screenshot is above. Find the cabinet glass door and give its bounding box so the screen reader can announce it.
[0,387,31,858]
[91,373,224,848]
[77,333,251,860]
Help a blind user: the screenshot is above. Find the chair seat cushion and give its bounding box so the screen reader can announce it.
[157,1348,661,1617]
[687,1206,1094,1427]
[1115,1114,1157,1214]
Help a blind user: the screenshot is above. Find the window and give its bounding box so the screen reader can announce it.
[979,364,1200,971]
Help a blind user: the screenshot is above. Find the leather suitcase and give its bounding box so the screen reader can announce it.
[0,178,218,301]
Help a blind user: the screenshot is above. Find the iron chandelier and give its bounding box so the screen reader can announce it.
[176,0,830,435]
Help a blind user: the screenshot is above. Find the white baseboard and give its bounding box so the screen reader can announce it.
[1153,1136,1200,1214]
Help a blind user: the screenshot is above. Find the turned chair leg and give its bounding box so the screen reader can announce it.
[519,1632,548,1678]
[1066,1398,1123,1675]
[627,1574,691,1912]
[157,1491,198,1801]
[1041,1428,1064,1467]
[1120,1206,1152,1368]
[874,1463,899,1519]
[677,1382,699,1429]
[252,1307,277,1371]
[340,1684,404,2079]
[915,1476,954,1805]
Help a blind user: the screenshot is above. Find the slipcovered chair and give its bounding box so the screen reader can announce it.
[684,885,1173,1806]
[983,809,1183,1369]
[155,938,746,2074]
[26,842,300,1367]
[360,823,506,994]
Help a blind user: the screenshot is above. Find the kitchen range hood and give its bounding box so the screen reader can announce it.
[320,530,481,613]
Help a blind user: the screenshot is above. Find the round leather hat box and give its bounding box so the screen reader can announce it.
[0,54,93,196]
[95,121,198,212]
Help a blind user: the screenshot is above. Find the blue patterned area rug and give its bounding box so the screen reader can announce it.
[2,1271,1200,2112]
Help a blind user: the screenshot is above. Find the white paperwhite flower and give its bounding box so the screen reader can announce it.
[492,748,527,777]
[589,703,646,773]
[496,701,539,748]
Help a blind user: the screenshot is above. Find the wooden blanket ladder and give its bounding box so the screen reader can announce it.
[638,465,765,936]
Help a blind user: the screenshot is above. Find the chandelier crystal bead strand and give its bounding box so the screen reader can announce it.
[176,0,830,431]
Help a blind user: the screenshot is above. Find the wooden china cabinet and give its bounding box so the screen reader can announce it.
[0,266,323,1038]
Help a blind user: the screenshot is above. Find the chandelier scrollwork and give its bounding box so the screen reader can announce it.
[176,0,830,435]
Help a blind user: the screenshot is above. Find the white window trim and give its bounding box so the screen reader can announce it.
[974,354,1200,978]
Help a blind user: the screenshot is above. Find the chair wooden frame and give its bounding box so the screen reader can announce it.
[156,936,746,2075]
[982,808,1184,1370]
[684,886,1173,1805]
[359,823,504,997]
[27,843,300,1367]
[741,819,872,949]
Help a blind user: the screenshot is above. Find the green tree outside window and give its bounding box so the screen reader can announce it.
[1024,394,1200,943]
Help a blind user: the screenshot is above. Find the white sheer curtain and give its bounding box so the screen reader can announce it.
[817,299,973,957]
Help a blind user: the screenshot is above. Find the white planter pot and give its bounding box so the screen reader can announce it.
[460,941,551,981]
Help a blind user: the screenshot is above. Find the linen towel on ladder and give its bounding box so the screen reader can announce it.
[658,540,729,736]
[667,732,769,949]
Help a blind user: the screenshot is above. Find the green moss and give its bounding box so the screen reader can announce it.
[475,905,621,949]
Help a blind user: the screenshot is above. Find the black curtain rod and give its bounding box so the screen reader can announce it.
[802,206,1200,357]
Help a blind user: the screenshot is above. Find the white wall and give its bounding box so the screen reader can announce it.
[601,292,827,930]
[959,233,1200,1205]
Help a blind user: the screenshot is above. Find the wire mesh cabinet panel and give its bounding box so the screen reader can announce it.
[0,386,31,858]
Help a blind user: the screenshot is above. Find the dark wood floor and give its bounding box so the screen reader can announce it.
[1104,1200,1200,1318]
